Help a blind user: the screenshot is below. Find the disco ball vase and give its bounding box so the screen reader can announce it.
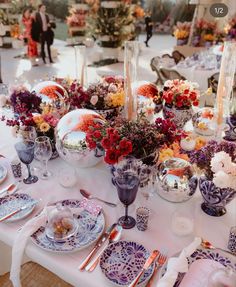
[55,109,105,168]
[32,81,70,116]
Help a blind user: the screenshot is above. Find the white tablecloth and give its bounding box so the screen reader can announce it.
[0,120,235,287]
[173,66,219,91]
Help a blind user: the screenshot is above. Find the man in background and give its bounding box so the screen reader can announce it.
[144,10,153,47]
[35,4,53,64]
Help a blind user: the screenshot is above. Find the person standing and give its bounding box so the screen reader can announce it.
[35,4,53,64]
[144,10,153,47]
[22,8,38,66]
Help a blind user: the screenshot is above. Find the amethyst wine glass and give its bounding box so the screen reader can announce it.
[114,173,140,229]
[15,140,38,184]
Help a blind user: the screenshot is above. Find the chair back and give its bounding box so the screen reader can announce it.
[172,50,185,64]
[159,67,186,82]
[150,56,164,85]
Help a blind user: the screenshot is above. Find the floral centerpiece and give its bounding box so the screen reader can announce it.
[69,76,125,120]
[202,20,216,47]
[162,79,200,128]
[67,8,88,37]
[85,114,183,187]
[1,86,61,158]
[173,21,191,46]
[192,19,205,46]
[226,16,236,40]
[85,116,182,165]
[137,83,163,114]
[190,140,236,216]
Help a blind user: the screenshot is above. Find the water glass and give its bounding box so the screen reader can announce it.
[171,209,194,237]
[136,207,150,231]
[34,136,53,179]
[228,226,236,255]
[10,158,22,178]
[15,140,38,184]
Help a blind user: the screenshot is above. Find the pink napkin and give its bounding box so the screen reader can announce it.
[79,198,102,216]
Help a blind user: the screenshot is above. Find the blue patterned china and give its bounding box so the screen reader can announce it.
[199,177,236,217]
[161,247,236,287]
[228,226,236,255]
[100,241,154,286]
[0,193,36,222]
[31,199,105,253]
[0,164,7,184]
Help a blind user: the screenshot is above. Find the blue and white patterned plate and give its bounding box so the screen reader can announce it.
[100,241,155,286]
[0,164,7,184]
[31,199,105,253]
[160,247,236,286]
[0,193,36,222]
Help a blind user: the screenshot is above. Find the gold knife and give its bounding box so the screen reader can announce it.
[128,250,159,287]
[78,223,117,271]
[0,200,38,222]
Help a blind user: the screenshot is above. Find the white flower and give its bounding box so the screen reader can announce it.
[90,95,98,106]
[213,171,232,189]
[0,94,7,107]
[211,151,232,173]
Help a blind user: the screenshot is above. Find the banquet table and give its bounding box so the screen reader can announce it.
[0,120,235,287]
[171,65,219,91]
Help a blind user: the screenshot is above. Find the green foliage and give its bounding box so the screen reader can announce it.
[88,2,134,47]
[43,0,69,20]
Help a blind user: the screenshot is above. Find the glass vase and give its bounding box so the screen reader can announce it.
[124,41,139,121]
[74,45,87,88]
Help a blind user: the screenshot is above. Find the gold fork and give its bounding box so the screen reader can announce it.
[146,253,167,287]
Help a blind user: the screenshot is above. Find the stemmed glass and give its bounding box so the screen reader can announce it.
[112,157,140,229]
[34,136,53,179]
[114,172,140,229]
[15,140,38,184]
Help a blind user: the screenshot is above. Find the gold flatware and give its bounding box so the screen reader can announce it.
[85,224,122,272]
[0,200,39,222]
[79,223,117,271]
[201,239,235,256]
[80,189,117,207]
[0,183,17,196]
[146,253,167,287]
[128,250,159,287]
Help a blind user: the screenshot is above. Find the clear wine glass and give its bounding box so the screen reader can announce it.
[15,140,38,184]
[34,136,53,179]
[114,172,140,229]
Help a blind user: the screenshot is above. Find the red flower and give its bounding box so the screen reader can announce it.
[109,132,120,144]
[101,137,111,149]
[184,89,189,94]
[190,92,197,101]
[193,100,199,106]
[176,100,183,108]
[119,139,132,156]
[104,149,120,165]
[87,140,96,149]
[106,127,116,135]
[93,130,102,139]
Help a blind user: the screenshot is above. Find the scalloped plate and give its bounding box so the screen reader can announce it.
[31,199,105,253]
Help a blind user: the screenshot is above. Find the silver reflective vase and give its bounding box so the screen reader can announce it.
[157,158,198,203]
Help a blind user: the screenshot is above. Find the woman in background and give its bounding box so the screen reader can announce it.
[22,8,38,66]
